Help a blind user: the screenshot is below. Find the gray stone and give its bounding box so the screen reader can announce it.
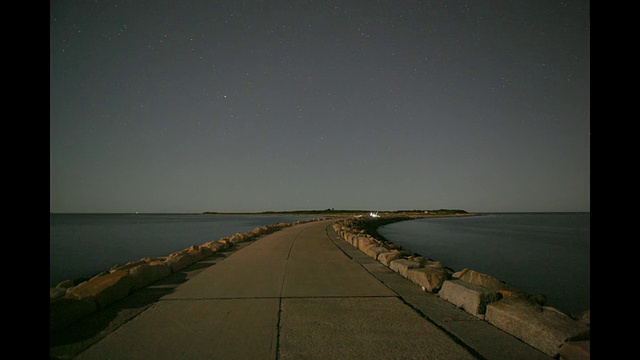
[438,279,502,318]
[485,298,590,357]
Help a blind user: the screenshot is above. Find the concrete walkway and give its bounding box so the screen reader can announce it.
[55,219,552,359]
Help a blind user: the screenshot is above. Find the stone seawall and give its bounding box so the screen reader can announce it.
[49,217,325,332]
[333,216,590,359]
[49,215,590,359]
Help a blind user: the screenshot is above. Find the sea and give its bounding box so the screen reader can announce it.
[377,212,590,316]
[49,213,319,287]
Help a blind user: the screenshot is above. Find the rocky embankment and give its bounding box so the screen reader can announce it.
[334,216,590,359]
[49,218,324,332]
[50,215,590,359]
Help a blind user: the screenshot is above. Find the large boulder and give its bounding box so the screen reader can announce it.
[228,233,247,245]
[452,268,527,299]
[55,279,76,289]
[50,287,67,300]
[357,236,377,252]
[453,268,507,289]
[377,250,402,266]
[164,245,212,273]
[485,298,590,358]
[252,226,264,236]
[347,234,359,247]
[406,262,451,293]
[202,240,227,252]
[66,270,132,309]
[364,246,389,260]
[438,279,502,318]
[128,262,172,290]
[389,259,420,277]
[109,259,148,273]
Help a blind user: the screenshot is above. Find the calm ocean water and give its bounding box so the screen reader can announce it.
[50,213,319,287]
[378,213,590,315]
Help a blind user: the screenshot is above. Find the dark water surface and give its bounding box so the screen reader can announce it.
[50,213,319,287]
[378,213,590,315]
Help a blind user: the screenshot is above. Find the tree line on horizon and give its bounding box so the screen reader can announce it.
[202,209,468,215]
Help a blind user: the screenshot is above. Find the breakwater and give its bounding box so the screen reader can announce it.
[333,215,590,359]
[50,215,590,359]
[49,217,325,332]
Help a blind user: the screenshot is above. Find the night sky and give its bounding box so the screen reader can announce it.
[50,1,590,214]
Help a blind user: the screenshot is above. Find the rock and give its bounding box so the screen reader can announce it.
[453,268,509,290]
[202,240,227,252]
[252,226,264,235]
[109,259,148,273]
[386,243,400,250]
[364,246,389,260]
[55,279,75,289]
[389,259,420,277]
[438,279,502,318]
[357,236,377,252]
[377,250,402,266]
[528,294,548,306]
[164,249,195,272]
[572,309,590,325]
[164,245,213,272]
[453,268,529,299]
[229,233,247,244]
[216,238,232,249]
[409,256,430,266]
[128,262,172,290]
[406,263,451,293]
[347,234,359,247]
[485,298,590,357]
[50,287,67,300]
[66,270,132,309]
[398,249,413,257]
[558,340,590,359]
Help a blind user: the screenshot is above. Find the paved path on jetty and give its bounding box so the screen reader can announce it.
[64,219,551,360]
